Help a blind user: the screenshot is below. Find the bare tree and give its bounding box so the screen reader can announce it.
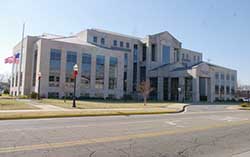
[61,83,69,103]
[138,80,154,106]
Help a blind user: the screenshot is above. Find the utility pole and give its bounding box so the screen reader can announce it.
[17,23,25,96]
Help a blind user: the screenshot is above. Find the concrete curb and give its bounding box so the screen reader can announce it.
[0,105,187,120]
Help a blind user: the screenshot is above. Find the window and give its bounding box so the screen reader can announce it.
[142,44,147,61]
[66,51,77,83]
[120,41,124,47]
[151,44,156,61]
[95,55,105,89]
[48,92,59,99]
[124,53,128,69]
[174,48,180,62]
[49,49,61,71]
[140,66,146,82]
[186,54,189,60]
[49,49,61,87]
[215,85,219,94]
[221,73,225,80]
[194,56,196,62]
[49,76,54,82]
[126,42,130,48]
[182,53,185,60]
[101,38,105,45]
[113,40,117,46]
[162,45,170,64]
[215,73,219,80]
[81,53,91,88]
[32,50,38,86]
[226,74,230,80]
[226,86,230,94]
[109,57,118,89]
[197,56,200,61]
[231,75,235,81]
[93,36,97,43]
[220,86,225,95]
[133,44,138,91]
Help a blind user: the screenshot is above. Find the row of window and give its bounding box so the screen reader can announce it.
[215,73,235,81]
[182,53,200,62]
[49,49,118,90]
[215,85,235,95]
[93,36,130,48]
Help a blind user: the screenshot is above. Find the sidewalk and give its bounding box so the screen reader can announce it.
[0,103,187,120]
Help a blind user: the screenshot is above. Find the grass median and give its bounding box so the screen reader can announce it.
[0,99,38,110]
[39,99,179,109]
[0,107,184,120]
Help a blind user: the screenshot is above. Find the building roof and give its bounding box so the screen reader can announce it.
[90,28,142,40]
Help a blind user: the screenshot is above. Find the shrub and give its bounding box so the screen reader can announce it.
[29,92,38,99]
[241,103,250,107]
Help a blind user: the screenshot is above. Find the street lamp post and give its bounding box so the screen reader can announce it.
[72,64,78,108]
[37,72,41,100]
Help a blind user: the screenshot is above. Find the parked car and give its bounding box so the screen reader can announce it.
[240,97,250,102]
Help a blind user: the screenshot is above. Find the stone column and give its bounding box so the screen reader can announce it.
[157,77,163,101]
[76,51,81,97]
[104,56,109,98]
[60,48,66,98]
[192,77,200,102]
[179,77,185,102]
[168,77,171,100]
[90,55,96,97]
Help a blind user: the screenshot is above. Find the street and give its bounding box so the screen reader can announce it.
[1,104,250,157]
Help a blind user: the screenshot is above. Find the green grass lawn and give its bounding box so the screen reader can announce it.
[0,99,38,110]
[39,99,179,109]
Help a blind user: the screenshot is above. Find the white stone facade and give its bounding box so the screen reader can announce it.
[10,28,237,102]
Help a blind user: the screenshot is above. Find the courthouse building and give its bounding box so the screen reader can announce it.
[10,28,237,102]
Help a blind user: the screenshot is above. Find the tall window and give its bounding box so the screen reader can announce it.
[221,73,225,80]
[32,50,38,86]
[151,44,156,61]
[81,53,91,88]
[126,42,130,48]
[215,73,219,80]
[65,51,77,83]
[120,41,124,47]
[93,36,97,43]
[142,44,147,61]
[101,38,105,45]
[162,45,170,64]
[49,49,61,87]
[215,85,219,94]
[124,53,128,69]
[49,49,61,71]
[174,48,180,62]
[96,55,105,89]
[109,57,118,89]
[124,54,128,92]
[113,40,117,46]
[133,44,138,91]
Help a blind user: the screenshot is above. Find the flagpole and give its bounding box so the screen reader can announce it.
[17,23,25,96]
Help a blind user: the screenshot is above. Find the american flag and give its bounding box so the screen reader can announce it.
[4,53,20,64]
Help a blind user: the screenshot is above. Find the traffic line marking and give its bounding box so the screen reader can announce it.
[1,120,250,154]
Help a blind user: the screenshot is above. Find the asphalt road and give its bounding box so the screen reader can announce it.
[1,104,250,157]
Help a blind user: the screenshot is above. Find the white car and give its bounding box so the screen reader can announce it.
[242,97,250,102]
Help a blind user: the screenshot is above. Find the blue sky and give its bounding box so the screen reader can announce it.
[0,0,250,84]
